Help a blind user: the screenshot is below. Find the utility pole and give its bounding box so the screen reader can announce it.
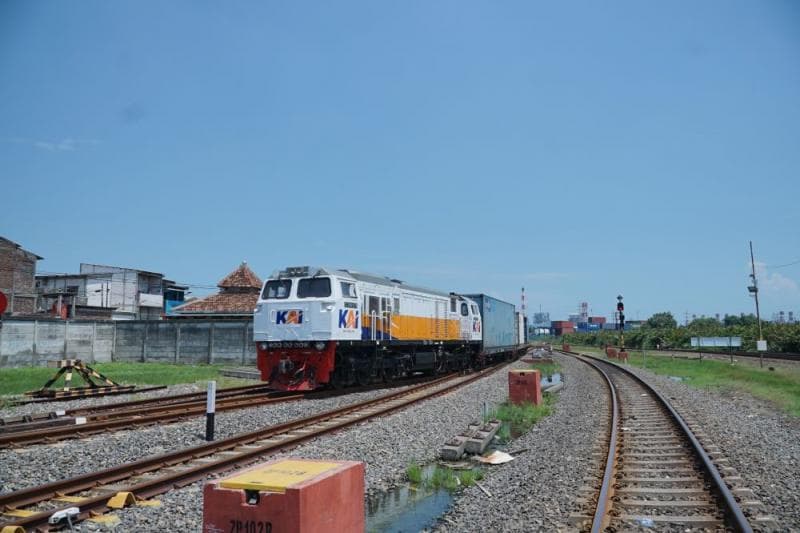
[748,241,764,368]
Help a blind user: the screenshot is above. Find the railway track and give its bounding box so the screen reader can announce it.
[655,347,800,363]
[560,350,774,532]
[0,374,468,447]
[0,361,510,531]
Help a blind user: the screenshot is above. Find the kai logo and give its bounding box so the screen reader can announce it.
[276,309,303,325]
[338,309,359,329]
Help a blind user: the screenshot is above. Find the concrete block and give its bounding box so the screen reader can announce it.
[618,350,629,362]
[606,347,618,359]
[464,421,501,455]
[203,458,364,533]
[508,369,542,406]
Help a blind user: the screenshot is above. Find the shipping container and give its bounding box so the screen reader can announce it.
[515,311,526,345]
[588,316,607,325]
[465,294,517,354]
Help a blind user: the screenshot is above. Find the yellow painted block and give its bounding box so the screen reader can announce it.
[3,509,36,518]
[107,491,137,509]
[1,526,26,533]
[220,459,341,493]
[88,515,120,525]
[136,499,161,507]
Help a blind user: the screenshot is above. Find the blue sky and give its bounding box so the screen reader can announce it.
[1,1,798,322]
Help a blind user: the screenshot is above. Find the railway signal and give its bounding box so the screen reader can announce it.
[616,295,625,350]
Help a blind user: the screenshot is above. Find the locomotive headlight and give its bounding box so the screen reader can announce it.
[314,342,326,351]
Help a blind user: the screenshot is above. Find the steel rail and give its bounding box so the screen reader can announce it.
[558,349,753,533]
[0,360,513,530]
[0,375,461,443]
[655,347,800,362]
[10,385,168,406]
[579,355,619,533]
[0,393,303,447]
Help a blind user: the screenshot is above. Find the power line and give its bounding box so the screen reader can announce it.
[770,258,800,269]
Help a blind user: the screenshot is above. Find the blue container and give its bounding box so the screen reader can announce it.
[464,294,517,354]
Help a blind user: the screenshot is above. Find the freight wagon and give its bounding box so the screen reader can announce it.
[254,266,523,391]
[464,294,518,355]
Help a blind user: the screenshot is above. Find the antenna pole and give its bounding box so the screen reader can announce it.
[749,241,764,367]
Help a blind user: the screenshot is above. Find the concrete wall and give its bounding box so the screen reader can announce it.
[0,318,256,367]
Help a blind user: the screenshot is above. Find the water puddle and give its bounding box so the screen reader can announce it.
[541,372,562,386]
[365,484,453,532]
[366,463,482,532]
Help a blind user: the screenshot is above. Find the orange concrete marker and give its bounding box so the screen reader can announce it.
[561,343,571,352]
[606,347,618,359]
[618,350,629,363]
[508,369,542,406]
[203,458,364,533]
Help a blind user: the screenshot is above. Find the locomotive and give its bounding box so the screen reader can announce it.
[253,266,521,391]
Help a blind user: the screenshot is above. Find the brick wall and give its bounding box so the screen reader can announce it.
[0,240,38,314]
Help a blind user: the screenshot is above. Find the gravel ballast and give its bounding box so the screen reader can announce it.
[0,383,417,493]
[94,360,535,531]
[433,352,607,531]
[621,363,800,529]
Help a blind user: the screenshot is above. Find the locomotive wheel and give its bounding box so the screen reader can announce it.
[382,364,399,383]
[355,367,371,387]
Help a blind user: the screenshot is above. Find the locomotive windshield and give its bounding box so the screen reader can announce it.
[262,279,291,299]
[297,277,331,298]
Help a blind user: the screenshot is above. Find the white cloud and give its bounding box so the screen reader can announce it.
[753,261,798,293]
[3,137,100,152]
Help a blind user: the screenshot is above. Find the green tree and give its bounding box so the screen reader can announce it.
[645,312,677,329]
[723,313,758,327]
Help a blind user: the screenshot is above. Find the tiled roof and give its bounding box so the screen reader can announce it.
[174,292,259,314]
[173,262,262,315]
[218,262,262,289]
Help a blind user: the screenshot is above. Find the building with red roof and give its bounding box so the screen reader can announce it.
[171,262,262,319]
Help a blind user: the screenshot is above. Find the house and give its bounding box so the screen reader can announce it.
[36,263,186,320]
[170,262,262,319]
[0,237,43,315]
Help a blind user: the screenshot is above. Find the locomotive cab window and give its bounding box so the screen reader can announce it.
[460,302,469,316]
[450,298,457,313]
[262,280,291,299]
[297,277,331,298]
[340,282,357,299]
[471,304,479,315]
[393,297,400,314]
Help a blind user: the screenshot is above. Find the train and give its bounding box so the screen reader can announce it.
[253,266,526,391]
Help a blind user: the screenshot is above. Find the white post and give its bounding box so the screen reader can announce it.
[205,380,217,441]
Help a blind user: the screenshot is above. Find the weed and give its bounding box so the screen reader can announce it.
[427,466,459,491]
[495,423,511,443]
[493,394,554,436]
[528,361,560,377]
[457,469,483,487]
[406,462,423,484]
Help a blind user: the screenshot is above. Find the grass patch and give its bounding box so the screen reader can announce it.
[572,344,800,417]
[405,463,484,492]
[0,362,253,396]
[406,462,423,484]
[456,468,483,487]
[528,361,560,377]
[492,395,554,437]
